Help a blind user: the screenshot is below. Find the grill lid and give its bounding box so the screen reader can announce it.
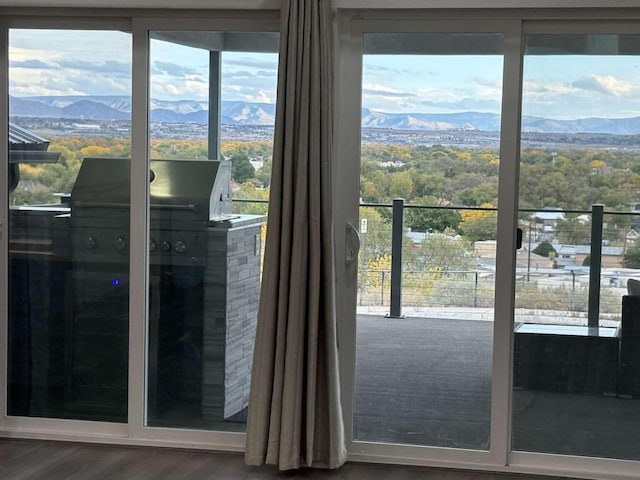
[71,157,232,221]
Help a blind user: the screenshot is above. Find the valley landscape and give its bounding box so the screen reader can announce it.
[10,95,640,148]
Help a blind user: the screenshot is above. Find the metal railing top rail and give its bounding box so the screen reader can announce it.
[235,198,640,217]
[233,198,269,204]
[361,202,640,216]
[360,202,497,211]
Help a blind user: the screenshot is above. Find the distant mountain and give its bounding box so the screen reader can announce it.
[9,95,277,126]
[10,96,63,117]
[361,109,501,131]
[60,99,129,121]
[149,108,209,123]
[10,95,640,134]
[361,108,640,135]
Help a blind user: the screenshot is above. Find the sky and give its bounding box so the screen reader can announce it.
[8,29,640,120]
[364,53,640,120]
[8,29,279,105]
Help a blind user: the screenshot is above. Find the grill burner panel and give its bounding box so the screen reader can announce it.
[69,224,210,267]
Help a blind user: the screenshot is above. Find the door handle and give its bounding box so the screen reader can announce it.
[345,222,360,266]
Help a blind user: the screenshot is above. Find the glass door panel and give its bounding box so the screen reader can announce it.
[7,29,132,422]
[355,32,503,449]
[145,31,277,430]
[513,33,640,460]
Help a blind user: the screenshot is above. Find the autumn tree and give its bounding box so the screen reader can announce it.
[459,204,497,242]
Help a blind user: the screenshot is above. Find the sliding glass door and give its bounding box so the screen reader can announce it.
[335,16,640,477]
[6,28,132,423]
[353,31,503,450]
[0,14,278,447]
[145,29,278,432]
[512,29,640,462]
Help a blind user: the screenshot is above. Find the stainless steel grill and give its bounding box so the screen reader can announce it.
[9,155,262,426]
[68,157,232,266]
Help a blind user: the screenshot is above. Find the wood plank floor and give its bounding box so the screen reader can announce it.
[0,439,570,480]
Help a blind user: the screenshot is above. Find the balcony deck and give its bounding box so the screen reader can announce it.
[354,314,640,460]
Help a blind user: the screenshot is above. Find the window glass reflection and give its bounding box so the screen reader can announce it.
[145,31,277,431]
[8,29,132,422]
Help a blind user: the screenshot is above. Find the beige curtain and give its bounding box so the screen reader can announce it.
[244,0,346,471]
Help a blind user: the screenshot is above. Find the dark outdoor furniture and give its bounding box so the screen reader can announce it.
[619,295,640,398]
[514,324,619,395]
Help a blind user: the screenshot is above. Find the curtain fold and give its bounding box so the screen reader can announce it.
[244,0,346,471]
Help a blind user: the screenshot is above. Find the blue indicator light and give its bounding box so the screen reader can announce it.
[111,278,120,286]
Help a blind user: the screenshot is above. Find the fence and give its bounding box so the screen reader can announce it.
[357,268,623,317]
[359,200,640,324]
[235,197,640,323]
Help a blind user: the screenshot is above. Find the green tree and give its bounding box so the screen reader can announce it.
[388,171,413,199]
[460,216,497,242]
[417,234,476,271]
[555,216,591,245]
[406,201,461,233]
[255,160,272,188]
[453,183,497,207]
[624,246,640,269]
[230,153,256,184]
[533,240,557,257]
[359,207,393,265]
[231,183,269,215]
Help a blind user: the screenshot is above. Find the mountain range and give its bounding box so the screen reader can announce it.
[9,95,277,126]
[9,95,640,135]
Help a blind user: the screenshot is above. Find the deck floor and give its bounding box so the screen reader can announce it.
[354,315,640,460]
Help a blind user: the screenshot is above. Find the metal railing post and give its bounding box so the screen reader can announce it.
[387,198,404,318]
[571,270,576,311]
[588,204,604,327]
[474,272,478,308]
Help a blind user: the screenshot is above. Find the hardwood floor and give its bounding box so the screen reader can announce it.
[0,439,569,480]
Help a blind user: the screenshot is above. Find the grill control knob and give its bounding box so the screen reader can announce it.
[161,240,171,252]
[113,237,127,252]
[84,236,97,250]
[174,240,187,254]
[149,239,157,253]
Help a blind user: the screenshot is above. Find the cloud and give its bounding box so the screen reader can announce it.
[363,87,416,98]
[223,69,277,80]
[524,80,574,96]
[222,85,275,104]
[572,75,638,97]
[474,77,502,89]
[150,76,209,101]
[363,83,415,97]
[9,78,82,97]
[10,56,131,78]
[364,64,423,76]
[152,61,200,77]
[224,57,278,70]
[55,59,131,77]
[9,59,51,69]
